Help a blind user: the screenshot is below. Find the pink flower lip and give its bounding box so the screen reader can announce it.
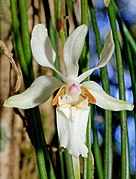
[69,83,79,94]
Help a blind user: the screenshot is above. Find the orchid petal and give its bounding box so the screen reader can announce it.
[31,24,56,69]
[4,75,63,109]
[83,81,134,111]
[64,25,88,78]
[56,99,89,158]
[78,31,115,82]
[31,24,67,82]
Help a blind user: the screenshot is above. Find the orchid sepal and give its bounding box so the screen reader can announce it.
[78,31,115,82]
[31,23,68,82]
[64,24,88,78]
[4,75,63,109]
[83,81,134,111]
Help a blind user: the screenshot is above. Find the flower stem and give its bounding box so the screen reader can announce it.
[57,0,66,45]
[83,105,94,179]
[122,23,136,54]
[30,109,48,179]
[18,0,34,82]
[81,0,89,72]
[66,0,78,26]
[57,151,65,179]
[10,0,29,86]
[72,157,80,179]
[81,0,88,26]
[92,114,103,179]
[64,150,74,179]
[108,1,130,178]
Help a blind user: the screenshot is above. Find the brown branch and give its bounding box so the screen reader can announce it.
[0,40,23,92]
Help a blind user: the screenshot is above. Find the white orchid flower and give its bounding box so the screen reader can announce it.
[4,24,134,158]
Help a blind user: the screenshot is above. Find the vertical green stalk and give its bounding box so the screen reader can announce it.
[72,157,80,179]
[108,1,130,178]
[88,105,95,178]
[57,0,66,44]
[92,115,103,179]
[66,0,78,26]
[122,29,136,104]
[81,0,88,26]
[122,30,136,179]
[30,109,48,179]
[122,23,136,54]
[81,0,89,71]
[18,0,34,82]
[57,152,65,179]
[83,106,94,179]
[64,150,74,179]
[89,1,113,178]
[10,0,29,83]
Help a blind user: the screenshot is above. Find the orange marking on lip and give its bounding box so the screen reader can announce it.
[80,85,96,104]
[52,85,66,106]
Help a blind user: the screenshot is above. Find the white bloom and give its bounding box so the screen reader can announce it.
[4,24,134,158]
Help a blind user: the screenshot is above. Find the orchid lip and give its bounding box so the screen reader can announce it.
[69,83,79,94]
[52,82,97,107]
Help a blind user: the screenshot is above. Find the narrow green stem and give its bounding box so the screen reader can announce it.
[122,23,136,54]
[36,148,48,179]
[57,0,61,19]
[83,105,94,179]
[57,0,66,44]
[122,29,136,105]
[72,157,80,179]
[64,150,74,179]
[92,117,103,179]
[87,107,93,179]
[30,110,48,179]
[81,0,88,25]
[18,0,34,82]
[81,0,89,72]
[66,0,78,26]
[58,152,65,179]
[108,1,130,178]
[10,0,29,84]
